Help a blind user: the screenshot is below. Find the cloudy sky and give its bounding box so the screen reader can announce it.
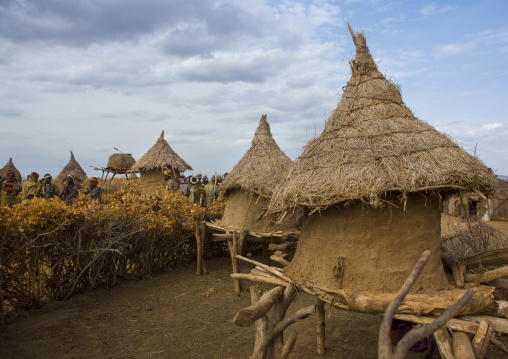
[1,0,507,179]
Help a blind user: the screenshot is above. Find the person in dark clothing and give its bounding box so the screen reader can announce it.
[83,177,102,203]
[58,175,82,206]
[42,174,59,200]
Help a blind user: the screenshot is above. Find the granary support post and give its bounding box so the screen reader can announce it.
[195,221,207,275]
[228,231,242,294]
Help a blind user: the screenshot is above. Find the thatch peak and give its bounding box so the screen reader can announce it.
[130,130,193,173]
[267,27,495,218]
[57,150,87,183]
[0,157,22,182]
[219,114,292,199]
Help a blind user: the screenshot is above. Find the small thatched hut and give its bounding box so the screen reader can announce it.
[268,28,495,294]
[130,131,192,196]
[219,114,297,231]
[0,158,22,182]
[107,153,136,171]
[57,151,88,184]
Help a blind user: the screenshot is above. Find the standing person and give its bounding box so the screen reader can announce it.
[21,172,42,205]
[58,175,82,206]
[163,169,180,192]
[42,174,59,200]
[0,170,21,207]
[188,176,201,205]
[83,177,102,203]
[180,176,191,198]
[204,176,217,205]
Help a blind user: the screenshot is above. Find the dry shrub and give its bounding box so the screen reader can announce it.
[0,180,225,316]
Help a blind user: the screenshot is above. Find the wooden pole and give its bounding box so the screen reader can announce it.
[199,221,207,274]
[452,331,475,359]
[228,231,242,295]
[316,298,326,354]
[233,286,285,327]
[196,220,203,275]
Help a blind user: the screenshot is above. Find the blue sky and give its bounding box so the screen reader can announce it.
[1,0,507,178]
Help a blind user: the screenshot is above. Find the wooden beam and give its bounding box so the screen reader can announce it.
[472,320,494,359]
[316,298,326,354]
[452,331,474,359]
[233,286,285,327]
[459,248,508,269]
[434,327,454,359]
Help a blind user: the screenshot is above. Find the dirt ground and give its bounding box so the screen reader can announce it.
[2,218,508,358]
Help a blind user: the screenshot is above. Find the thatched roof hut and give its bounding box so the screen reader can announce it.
[0,158,22,182]
[107,153,136,171]
[57,151,88,184]
[267,27,496,295]
[131,131,192,196]
[219,115,297,231]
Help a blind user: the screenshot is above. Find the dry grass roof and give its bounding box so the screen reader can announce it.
[107,153,136,170]
[0,157,22,182]
[57,151,88,182]
[219,114,292,199]
[130,131,192,173]
[268,26,495,219]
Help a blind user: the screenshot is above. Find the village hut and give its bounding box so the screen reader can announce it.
[219,114,297,232]
[130,130,192,196]
[107,153,136,171]
[267,27,496,295]
[57,151,88,184]
[0,158,22,182]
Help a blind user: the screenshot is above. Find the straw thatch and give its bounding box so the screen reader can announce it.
[57,151,88,183]
[107,153,136,170]
[268,27,495,219]
[219,115,292,199]
[130,131,192,173]
[0,157,22,182]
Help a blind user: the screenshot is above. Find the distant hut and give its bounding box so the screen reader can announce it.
[219,114,297,231]
[268,28,495,294]
[0,158,22,182]
[130,131,192,196]
[57,151,88,184]
[107,153,136,172]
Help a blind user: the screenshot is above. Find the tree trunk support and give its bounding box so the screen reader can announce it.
[316,298,326,354]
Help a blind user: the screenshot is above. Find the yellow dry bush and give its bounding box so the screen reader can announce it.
[0,180,225,314]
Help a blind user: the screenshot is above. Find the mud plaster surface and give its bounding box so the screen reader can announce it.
[221,190,297,232]
[285,193,451,293]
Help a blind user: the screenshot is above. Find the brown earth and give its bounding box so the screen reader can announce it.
[2,218,508,358]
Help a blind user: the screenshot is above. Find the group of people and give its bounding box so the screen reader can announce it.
[164,170,225,207]
[0,171,102,208]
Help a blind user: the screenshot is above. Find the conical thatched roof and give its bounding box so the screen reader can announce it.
[107,153,136,170]
[219,114,292,199]
[268,26,495,217]
[0,157,22,182]
[57,151,88,182]
[130,131,192,173]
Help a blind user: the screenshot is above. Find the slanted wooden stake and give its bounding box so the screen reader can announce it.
[199,221,207,274]
[228,231,242,295]
[472,320,494,359]
[196,221,207,275]
[316,298,326,354]
[434,328,454,359]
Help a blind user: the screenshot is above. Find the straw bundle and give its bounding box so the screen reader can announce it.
[57,151,88,183]
[268,27,495,219]
[219,115,292,199]
[107,153,136,170]
[0,157,22,182]
[130,131,192,173]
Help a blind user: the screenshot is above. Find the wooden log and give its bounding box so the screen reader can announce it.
[459,248,508,269]
[452,331,475,359]
[273,251,289,259]
[251,269,271,277]
[237,229,248,257]
[459,314,508,334]
[434,327,454,359]
[213,233,233,239]
[233,286,285,327]
[199,221,207,274]
[316,298,326,354]
[251,286,269,357]
[268,242,291,252]
[464,265,508,284]
[441,253,464,287]
[270,255,290,267]
[270,284,296,355]
[491,337,508,355]
[472,320,494,359]
[487,278,508,290]
[496,301,508,317]
[393,314,479,334]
